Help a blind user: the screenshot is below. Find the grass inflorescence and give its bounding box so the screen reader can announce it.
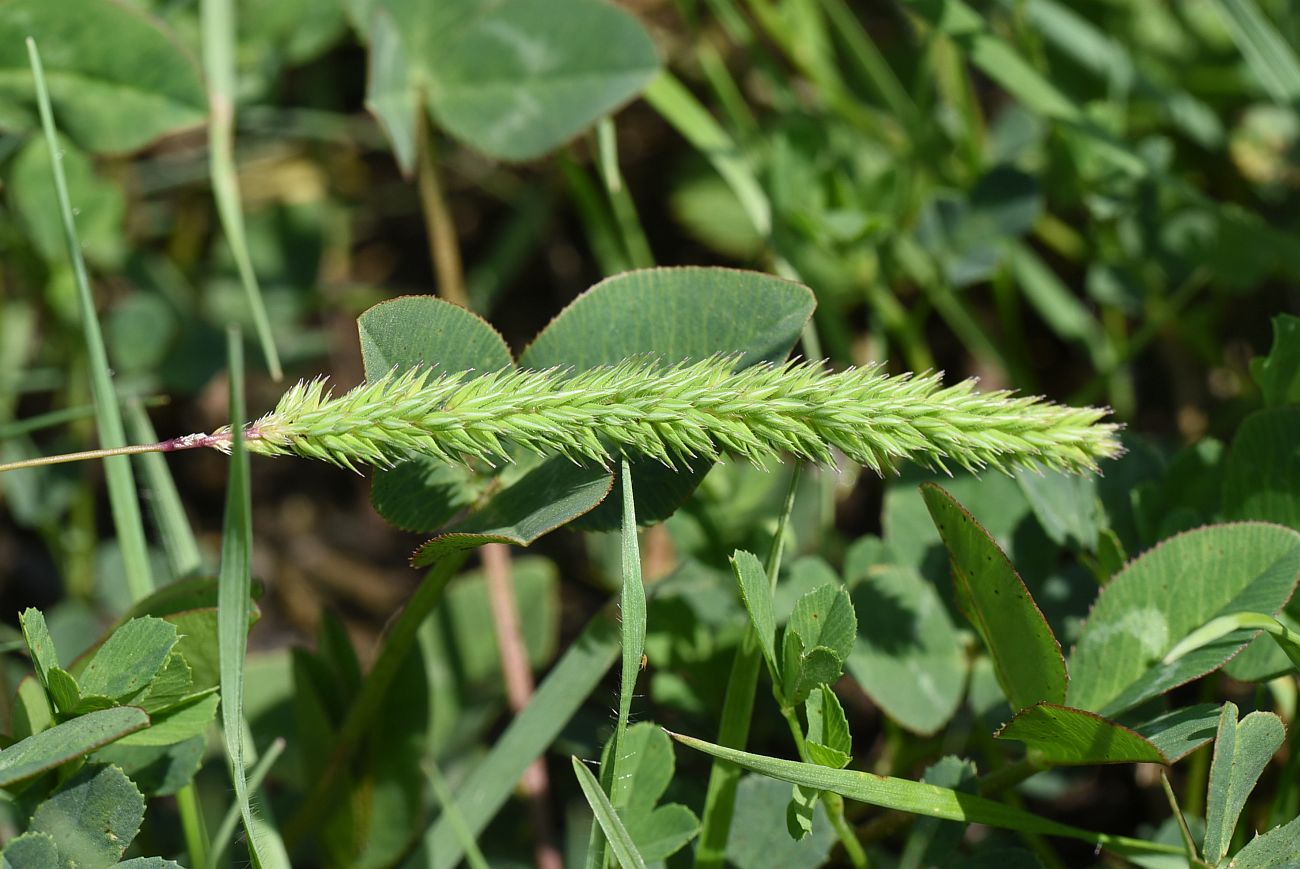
[219,356,1121,476]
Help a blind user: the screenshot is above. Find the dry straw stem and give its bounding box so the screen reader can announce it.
[217,356,1121,476]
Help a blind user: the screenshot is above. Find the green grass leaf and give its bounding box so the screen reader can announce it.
[26,36,154,601]
[0,707,149,788]
[845,565,965,736]
[1204,702,1287,864]
[202,0,281,379]
[1067,523,1300,716]
[216,328,265,867]
[1211,0,1300,105]
[921,483,1067,710]
[126,402,204,579]
[572,756,648,869]
[418,614,620,869]
[0,0,205,152]
[668,731,1182,857]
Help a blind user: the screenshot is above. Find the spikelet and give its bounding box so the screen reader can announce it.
[217,356,1122,476]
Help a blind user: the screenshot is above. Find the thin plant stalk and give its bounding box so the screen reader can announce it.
[427,759,492,869]
[202,0,282,379]
[694,467,800,869]
[26,37,155,602]
[417,116,470,308]
[595,118,654,269]
[175,782,212,869]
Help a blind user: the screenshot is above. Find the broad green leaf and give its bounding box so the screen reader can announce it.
[0,833,59,869]
[786,784,819,841]
[733,550,778,675]
[94,735,206,797]
[804,686,851,764]
[1067,523,1300,716]
[995,704,1166,765]
[1131,704,1223,764]
[47,667,82,715]
[358,295,513,530]
[787,584,856,663]
[725,775,834,869]
[1230,814,1300,868]
[30,764,145,866]
[921,483,1067,710]
[845,565,965,735]
[7,134,124,267]
[370,457,482,533]
[1224,408,1300,532]
[668,731,1181,858]
[0,706,149,788]
[358,294,513,379]
[1203,702,1286,864]
[115,693,219,747]
[900,757,978,869]
[1250,314,1300,406]
[0,0,206,152]
[117,859,184,868]
[411,457,613,566]
[571,756,648,869]
[419,614,620,869]
[619,724,700,861]
[421,0,660,161]
[136,652,195,713]
[12,676,53,740]
[780,631,844,707]
[1016,468,1102,551]
[363,8,418,174]
[519,267,815,529]
[78,617,178,701]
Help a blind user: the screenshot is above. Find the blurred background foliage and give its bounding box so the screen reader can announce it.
[1,0,1298,866]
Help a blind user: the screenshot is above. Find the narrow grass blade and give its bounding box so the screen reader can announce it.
[0,395,164,439]
[588,460,648,867]
[26,37,154,602]
[1165,612,1300,673]
[126,402,203,579]
[573,756,648,869]
[644,72,771,237]
[694,468,799,869]
[426,759,490,869]
[417,613,620,869]
[210,737,286,866]
[595,118,654,269]
[1212,0,1300,104]
[670,732,1184,857]
[201,0,282,379]
[216,328,264,867]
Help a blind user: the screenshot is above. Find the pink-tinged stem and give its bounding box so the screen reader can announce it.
[0,430,247,474]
